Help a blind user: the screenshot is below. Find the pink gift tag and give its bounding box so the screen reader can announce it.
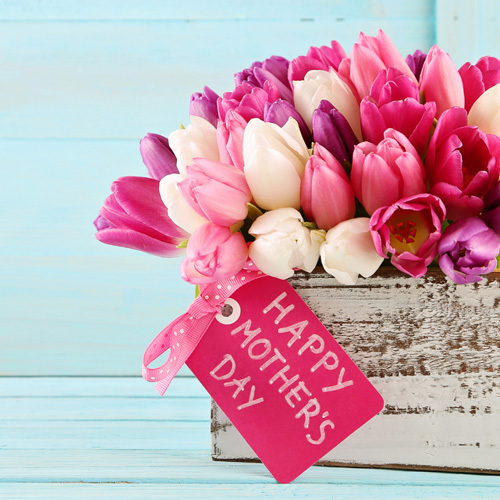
[187,276,384,483]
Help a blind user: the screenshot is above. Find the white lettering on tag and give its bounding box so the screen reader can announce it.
[322,367,354,393]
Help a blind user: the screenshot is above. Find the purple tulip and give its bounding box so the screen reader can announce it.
[235,55,293,103]
[264,99,312,144]
[312,100,358,166]
[438,217,499,284]
[370,193,446,278]
[94,176,188,257]
[189,86,220,127]
[481,181,500,236]
[140,133,178,180]
[405,50,427,81]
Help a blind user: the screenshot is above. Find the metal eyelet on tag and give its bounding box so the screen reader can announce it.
[215,298,241,325]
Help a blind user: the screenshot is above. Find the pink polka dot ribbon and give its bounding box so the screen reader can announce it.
[142,269,265,395]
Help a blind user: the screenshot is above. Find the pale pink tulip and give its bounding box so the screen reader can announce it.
[301,144,355,230]
[180,223,248,284]
[178,158,251,227]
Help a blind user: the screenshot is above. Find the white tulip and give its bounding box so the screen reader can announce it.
[168,115,219,177]
[249,208,326,279]
[159,174,207,234]
[293,69,361,140]
[243,118,310,211]
[320,218,384,285]
[468,83,500,136]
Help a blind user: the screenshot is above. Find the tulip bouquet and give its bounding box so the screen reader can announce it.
[95,30,500,286]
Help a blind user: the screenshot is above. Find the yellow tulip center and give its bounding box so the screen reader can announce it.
[387,210,430,254]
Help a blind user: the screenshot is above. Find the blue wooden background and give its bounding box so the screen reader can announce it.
[3,1,500,497]
[5,0,499,377]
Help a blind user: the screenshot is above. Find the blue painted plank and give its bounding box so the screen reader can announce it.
[0,20,434,139]
[1,257,194,375]
[0,0,434,21]
[0,376,205,397]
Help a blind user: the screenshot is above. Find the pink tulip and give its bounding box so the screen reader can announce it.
[95,176,188,257]
[217,81,280,122]
[419,45,465,117]
[177,158,251,227]
[216,110,247,170]
[217,81,281,170]
[338,30,417,100]
[288,41,346,86]
[459,56,500,111]
[425,107,500,220]
[361,98,436,157]
[351,129,427,215]
[180,223,248,284]
[301,144,355,230]
[370,193,446,278]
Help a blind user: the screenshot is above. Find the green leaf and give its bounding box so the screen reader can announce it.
[176,239,189,249]
[194,285,200,298]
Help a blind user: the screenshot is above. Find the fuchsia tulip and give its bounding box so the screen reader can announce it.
[360,68,436,156]
[338,30,417,100]
[405,50,427,80]
[94,176,188,257]
[301,144,356,230]
[189,86,220,127]
[177,158,251,227]
[425,107,500,220]
[140,133,178,180]
[288,41,346,86]
[180,223,248,284]
[351,129,427,215]
[235,55,293,103]
[370,193,447,278]
[438,217,499,284]
[312,100,358,166]
[459,56,500,112]
[419,45,465,117]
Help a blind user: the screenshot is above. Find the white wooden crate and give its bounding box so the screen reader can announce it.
[211,268,500,473]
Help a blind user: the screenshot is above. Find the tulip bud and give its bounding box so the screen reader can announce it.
[140,133,178,180]
[189,86,220,127]
[249,208,326,279]
[180,223,248,284]
[419,45,465,117]
[301,144,355,230]
[243,118,310,210]
[320,218,384,284]
[459,56,500,111]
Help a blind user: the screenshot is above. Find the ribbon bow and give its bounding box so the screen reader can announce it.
[142,269,265,395]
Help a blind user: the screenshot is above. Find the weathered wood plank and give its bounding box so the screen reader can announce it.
[212,269,500,472]
[3,481,499,500]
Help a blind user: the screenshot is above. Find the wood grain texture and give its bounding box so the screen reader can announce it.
[1,377,500,499]
[212,269,500,472]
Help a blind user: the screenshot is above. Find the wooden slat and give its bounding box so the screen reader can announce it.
[0,0,434,21]
[0,19,433,139]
